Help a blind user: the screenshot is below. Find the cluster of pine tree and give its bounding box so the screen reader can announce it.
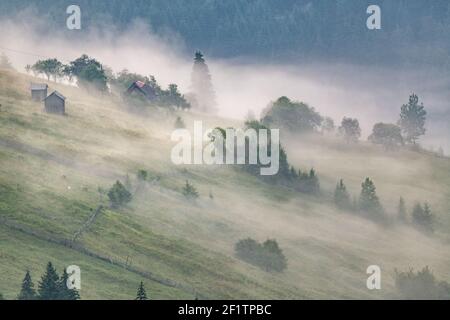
[397,199,434,233]
[290,168,320,195]
[242,120,321,195]
[333,178,384,221]
[235,238,287,272]
[16,262,79,300]
[12,266,149,300]
[395,266,450,300]
[334,179,435,231]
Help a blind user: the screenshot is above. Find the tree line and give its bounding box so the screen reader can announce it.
[0,261,152,300]
[25,50,217,113]
[243,94,437,232]
[334,178,434,232]
[13,262,80,300]
[261,94,429,150]
[4,0,450,68]
[395,266,450,299]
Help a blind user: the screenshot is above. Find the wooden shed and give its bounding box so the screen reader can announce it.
[44,91,66,115]
[30,83,48,101]
[125,81,157,101]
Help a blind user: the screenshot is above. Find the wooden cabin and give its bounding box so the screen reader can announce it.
[125,81,157,101]
[30,83,48,101]
[44,91,66,115]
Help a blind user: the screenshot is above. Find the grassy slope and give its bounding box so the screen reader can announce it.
[0,69,449,299]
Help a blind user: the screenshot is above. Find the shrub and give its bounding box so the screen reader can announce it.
[235,238,287,272]
[395,266,450,299]
[182,180,199,199]
[108,181,132,208]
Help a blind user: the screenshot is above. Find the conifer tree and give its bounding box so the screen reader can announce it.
[398,197,407,222]
[412,202,433,232]
[359,178,383,217]
[190,51,216,113]
[398,94,427,144]
[58,269,80,300]
[17,270,37,300]
[136,281,148,300]
[334,179,351,210]
[182,180,199,199]
[308,169,320,194]
[38,262,60,300]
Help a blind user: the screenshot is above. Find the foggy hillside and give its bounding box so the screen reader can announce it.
[0,65,450,299]
[0,13,449,152]
[0,2,449,301]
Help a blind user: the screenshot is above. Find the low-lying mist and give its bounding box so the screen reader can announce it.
[0,12,449,152]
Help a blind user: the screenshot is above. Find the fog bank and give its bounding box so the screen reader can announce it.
[0,13,448,151]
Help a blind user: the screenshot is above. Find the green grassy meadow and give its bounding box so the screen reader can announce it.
[1,69,449,299]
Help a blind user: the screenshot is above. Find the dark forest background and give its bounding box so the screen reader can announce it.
[1,0,450,67]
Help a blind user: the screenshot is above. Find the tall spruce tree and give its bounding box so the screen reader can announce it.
[359,178,383,218]
[190,51,217,113]
[58,269,80,300]
[398,197,407,222]
[412,202,433,232]
[334,179,351,210]
[17,270,37,300]
[38,262,60,300]
[398,94,427,144]
[136,281,148,300]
